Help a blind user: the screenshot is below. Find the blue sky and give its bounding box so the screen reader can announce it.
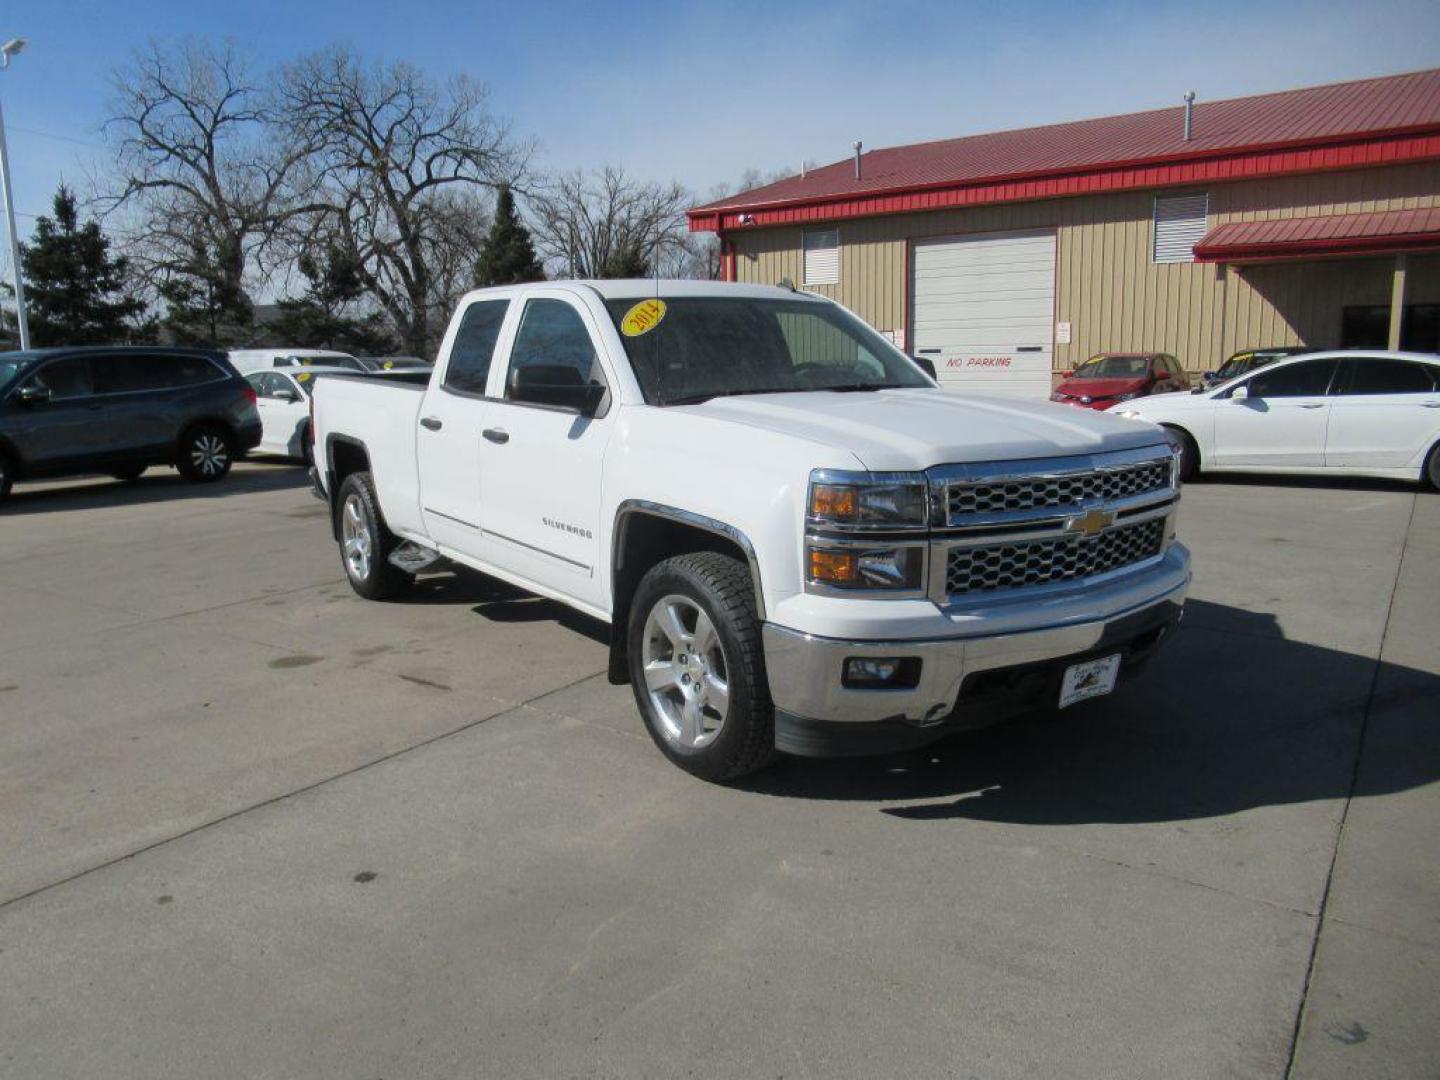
[3,0,1439,257]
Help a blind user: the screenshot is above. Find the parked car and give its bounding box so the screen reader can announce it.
[0,346,261,503]
[1198,346,1308,389]
[357,355,432,372]
[245,366,355,461]
[310,281,1189,781]
[1117,350,1440,486]
[227,348,366,377]
[1050,352,1189,409]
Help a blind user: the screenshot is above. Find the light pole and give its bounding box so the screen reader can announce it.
[0,37,28,350]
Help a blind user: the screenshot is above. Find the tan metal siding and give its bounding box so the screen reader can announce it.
[729,162,1440,374]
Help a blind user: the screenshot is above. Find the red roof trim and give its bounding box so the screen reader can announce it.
[689,131,1440,233]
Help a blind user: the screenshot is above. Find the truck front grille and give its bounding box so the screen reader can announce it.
[944,517,1166,597]
[947,459,1170,521]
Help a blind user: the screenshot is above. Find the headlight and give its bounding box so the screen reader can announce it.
[808,470,928,529]
[807,542,925,591]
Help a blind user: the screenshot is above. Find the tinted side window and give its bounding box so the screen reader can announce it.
[25,357,94,399]
[1246,359,1339,398]
[94,356,179,394]
[1341,359,1438,395]
[506,299,602,396]
[444,300,510,395]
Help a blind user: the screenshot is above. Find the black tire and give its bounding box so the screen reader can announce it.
[335,471,413,600]
[1426,442,1440,491]
[0,451,13,504]
[1165,425,1199,482]
[176,424,234,482]
[112,465,147,483]
[627,551,776,782]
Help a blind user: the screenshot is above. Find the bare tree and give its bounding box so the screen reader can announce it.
[102,38,319,341]
[529,166,691,279]
[280,47,528,355]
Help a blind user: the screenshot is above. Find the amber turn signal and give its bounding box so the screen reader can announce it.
[809,483,857,522]
[808,547,858,584]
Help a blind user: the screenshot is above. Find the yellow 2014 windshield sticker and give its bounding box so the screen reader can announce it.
[620,298,667,337]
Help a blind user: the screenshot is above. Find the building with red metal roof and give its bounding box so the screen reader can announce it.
[689,69,1440,395]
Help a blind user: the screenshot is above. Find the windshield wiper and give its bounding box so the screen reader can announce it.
[663,389,779,406]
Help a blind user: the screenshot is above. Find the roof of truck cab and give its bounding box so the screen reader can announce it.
[462,280,828,304]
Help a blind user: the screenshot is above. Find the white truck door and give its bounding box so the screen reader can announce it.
[415,297,512,557]
[477,291,614,611]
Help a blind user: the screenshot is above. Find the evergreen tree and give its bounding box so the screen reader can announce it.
[269,244,397,353]
[158,236,253,346]
[19,185,147,346]
[597,246,649,279]
[473,184,544,286]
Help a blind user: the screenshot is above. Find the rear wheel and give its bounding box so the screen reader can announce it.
[336,471,413,600]
[627,551,776,782]
[0,452,13,503]
[1426,442,1440,491]
[1165,425,1199,482]
[177,425,234,482]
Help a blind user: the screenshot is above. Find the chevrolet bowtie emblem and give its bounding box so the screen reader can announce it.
[1066,507,1116,538]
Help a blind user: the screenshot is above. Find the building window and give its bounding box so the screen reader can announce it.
[1152,194,1208,263]
[803,228,840,285]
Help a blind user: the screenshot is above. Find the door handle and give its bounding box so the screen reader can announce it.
[1298,402,1325,409]
[483,427,509,444]
[420,416,443,431]
[1422,402,1440,408]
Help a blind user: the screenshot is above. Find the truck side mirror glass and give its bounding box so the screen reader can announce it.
[910,355,937,380]
[17,384,51,405]
[510,364,606,416]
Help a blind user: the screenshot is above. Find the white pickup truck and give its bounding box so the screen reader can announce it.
[310,280,1190,780]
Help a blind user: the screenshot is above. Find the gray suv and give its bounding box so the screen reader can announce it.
[0,347,262,503]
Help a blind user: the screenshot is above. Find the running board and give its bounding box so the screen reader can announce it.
[388,541,444,574]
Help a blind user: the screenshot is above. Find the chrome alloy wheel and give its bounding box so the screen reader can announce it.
[341,494,373,581]
[641,593,731,750]
[190,433,229,477]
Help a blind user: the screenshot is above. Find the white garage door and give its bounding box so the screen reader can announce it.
[911,230,1056,398]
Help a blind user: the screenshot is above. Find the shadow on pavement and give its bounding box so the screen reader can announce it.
[1,461,309,515]
[408,569,610,646]
[741,600,1440,823]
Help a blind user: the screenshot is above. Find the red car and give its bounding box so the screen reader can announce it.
[1050,352,1189,410]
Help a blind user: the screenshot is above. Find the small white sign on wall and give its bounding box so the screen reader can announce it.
[882,329,906,350]
[1056,321,1072,345]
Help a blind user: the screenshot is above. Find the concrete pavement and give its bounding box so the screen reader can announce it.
[0,464,1435,1078]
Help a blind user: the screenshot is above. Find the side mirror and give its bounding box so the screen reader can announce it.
[16,385,51,405]
[510,364,606,416]
[275,389,301,403]
[1231,384,1249,401]
[910,355,937,380]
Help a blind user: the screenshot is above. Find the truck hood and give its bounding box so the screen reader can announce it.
[682,388,1166,470]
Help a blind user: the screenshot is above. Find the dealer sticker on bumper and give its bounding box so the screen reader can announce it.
[1058,654,1121,709]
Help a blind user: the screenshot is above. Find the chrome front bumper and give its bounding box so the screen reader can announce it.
[762,551,1190,733]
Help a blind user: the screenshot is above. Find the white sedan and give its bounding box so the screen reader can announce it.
[1116,350,1440,487]
[245,367,354,461]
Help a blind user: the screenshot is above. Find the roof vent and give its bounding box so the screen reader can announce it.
[853,141,863,180]
[1183,91,1196,141]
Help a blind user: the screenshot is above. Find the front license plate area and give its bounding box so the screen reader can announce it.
[1058,654,1121,709]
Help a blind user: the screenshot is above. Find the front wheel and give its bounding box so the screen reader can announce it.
[1165,426,1199,482]
[0,452,13,503]
[627,552,776,782]
[336,471,413,600]
[177,425,234,482]
[1426,442,1440,491]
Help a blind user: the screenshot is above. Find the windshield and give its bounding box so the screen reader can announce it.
[1071,355,1151,379]
[0,357,31,391]
[602,296,931,405]
[283,354,364,372]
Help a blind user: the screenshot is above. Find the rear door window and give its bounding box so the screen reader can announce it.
[1245,359,1340,398]
[1338,358,1439,395]
[443,299,510,396]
